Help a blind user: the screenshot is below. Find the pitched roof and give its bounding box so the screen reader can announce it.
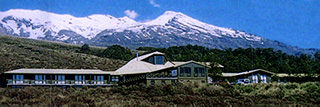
[172,60,210,68]
[114,51,175,75]
[222,69,275,77]
[276,73,319,77]
[4,69,112,74]
[171,61,224,68]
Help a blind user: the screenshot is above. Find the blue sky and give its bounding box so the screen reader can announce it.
[0,0,319,49]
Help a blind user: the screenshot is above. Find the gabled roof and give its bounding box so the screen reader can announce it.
[172,60,210,68]
[114,51,175,75]
[222,69,275,77]
[135,51,165,61]
[171,61,224,68]
[4,69,112,74]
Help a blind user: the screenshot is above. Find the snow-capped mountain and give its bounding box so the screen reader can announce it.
[0,9,317,55]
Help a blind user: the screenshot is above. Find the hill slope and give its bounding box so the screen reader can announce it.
[0,35,126,73]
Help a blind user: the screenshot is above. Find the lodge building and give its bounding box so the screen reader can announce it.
[4,51,218,87]
[4,51,318,87]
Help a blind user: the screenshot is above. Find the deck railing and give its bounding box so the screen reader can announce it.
[6,79,111,86]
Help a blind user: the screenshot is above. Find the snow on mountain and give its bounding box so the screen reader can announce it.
[0,9,141,39]
[0,9,316,55]
[145,11,261,41]
[0,9,261,41]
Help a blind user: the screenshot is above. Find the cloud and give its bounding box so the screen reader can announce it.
[150,0,160,7]
[124,10,138,19]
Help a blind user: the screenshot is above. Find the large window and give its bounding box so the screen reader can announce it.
[75,75,85,81]
[181,67,191,77]
[195,68,206,77]
[75,75,86,84]
[94,75,104,84]
[13,75,24,84]
[146,55,166,65]
[55,75,65,84]
[93,75,104,81]
[155,56,164,64]
[35,75,46,84]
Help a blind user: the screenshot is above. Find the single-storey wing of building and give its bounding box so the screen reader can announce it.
[222,69,320,84]
[222,69,275,84]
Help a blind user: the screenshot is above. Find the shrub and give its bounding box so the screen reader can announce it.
[284,83,299,90]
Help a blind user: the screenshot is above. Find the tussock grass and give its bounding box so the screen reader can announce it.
[0,82,319,106]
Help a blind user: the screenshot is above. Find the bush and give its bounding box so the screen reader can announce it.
[0,83,319,106]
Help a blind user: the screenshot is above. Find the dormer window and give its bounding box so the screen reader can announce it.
[155,55,164,64]
[145,55,166,65]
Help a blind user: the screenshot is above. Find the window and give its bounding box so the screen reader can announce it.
[252,75,258,83]
[261,75,267,83]
[75,75,85,81]
[94,75,104,84]
[151,80,155,85]
[35,75,46,84]
[54,75,65,84]
[181,67,191,77]
[195,68,206,77]
[180,68,184,77]
[75,75,86,84]
[194,70,198,77]
[161,80,166,84]
[146,55,166,65]
[94,75,104,81]
[148,56,154,64]
[111,76,119,82]
[155,56,164,64]
[13,75,24,80]
[13,75,24,84]
[171,69,177,76]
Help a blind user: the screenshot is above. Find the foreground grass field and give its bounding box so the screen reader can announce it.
[0,82,319,106]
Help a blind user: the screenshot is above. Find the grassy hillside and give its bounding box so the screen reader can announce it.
[0,35,126,73]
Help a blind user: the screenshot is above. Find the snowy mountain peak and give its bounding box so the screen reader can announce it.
[145,11,190,25]
[163,11,185,17]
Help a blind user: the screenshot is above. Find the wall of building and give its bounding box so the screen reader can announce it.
[177,63,208,84]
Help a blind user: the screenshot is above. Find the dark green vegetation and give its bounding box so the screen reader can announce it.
[0,35,127,73]
[137,45,320,75]
[0,82,319,106]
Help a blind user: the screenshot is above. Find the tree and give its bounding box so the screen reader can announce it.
[80,44,90,53]
[101,45,133,61]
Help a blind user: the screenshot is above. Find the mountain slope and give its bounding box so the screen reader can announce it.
[0,9,318,55]
[0,35,126,73]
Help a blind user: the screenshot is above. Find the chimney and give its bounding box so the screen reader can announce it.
[136,52,139,61]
